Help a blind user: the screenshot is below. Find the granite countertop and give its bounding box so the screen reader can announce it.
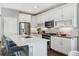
[8,34,49,46]
[45,33,79,39]
[51,35,79,39]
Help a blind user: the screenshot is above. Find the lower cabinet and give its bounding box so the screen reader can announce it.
[62,38,71,54]
[29,40,47,56]
[54,37,63,53]
[51,36,71,55]
[51,36,55,49]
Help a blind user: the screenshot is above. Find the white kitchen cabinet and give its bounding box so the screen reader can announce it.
[31,16,37,28]
[36,15,42,24]
[36,15,45,27]
[51,36,71,55]
[62,38,71,54]
[36,4,75,28]
[62,4,74,19]
[37,15,46,23]
[54,37,63,53]
[54,8,62,21]
[54,4,74,28]
[54,21,64,27]
[51,36,55,50]
[19,13,31,22]
[54,19,73,27]
[31,40,47,56]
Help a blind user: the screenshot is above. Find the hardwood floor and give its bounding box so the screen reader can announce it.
[48,49,67,56]
[0,42,67,56]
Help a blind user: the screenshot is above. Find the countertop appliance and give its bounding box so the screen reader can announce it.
[45,20,54,28]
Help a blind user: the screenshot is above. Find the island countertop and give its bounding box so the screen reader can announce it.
[8,35,49,47]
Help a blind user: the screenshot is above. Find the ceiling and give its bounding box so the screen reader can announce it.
[0,3,65,15]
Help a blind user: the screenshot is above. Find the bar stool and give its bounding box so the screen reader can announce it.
[2,35,22,56]
[8,41,16,47]
[9,46,22,56]
[6,39,22,56]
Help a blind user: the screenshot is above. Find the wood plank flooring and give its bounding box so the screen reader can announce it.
[0,42,67,56]
[48,49,67,56]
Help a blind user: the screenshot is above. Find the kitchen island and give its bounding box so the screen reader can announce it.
[7,34,49,56]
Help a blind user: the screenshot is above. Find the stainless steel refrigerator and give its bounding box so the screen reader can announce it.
[19,22,31,35]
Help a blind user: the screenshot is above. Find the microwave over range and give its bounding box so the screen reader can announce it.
[45,20,54,28]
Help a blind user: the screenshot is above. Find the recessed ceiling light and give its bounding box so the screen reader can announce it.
[34,6,38,8]
[28,10,32,12]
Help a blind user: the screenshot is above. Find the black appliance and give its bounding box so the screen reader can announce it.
[42,34,51,50]
[45,20,54,28]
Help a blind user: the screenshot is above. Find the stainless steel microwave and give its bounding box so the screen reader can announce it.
[45,20,54,28]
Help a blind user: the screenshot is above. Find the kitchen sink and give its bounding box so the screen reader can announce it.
[24,36,32,38]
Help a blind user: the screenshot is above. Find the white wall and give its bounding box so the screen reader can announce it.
[19,13,31,22]
[4,17,18,35]
[2,8,19,35]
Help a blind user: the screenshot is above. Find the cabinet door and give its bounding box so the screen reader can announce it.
[31,16,37,28]
[54,8,62,21]
[62,4,74,19]
[51,36,55,49]
[54,21,64,27]
[54,37,63,53]
[32,41,47,56]
[63,38,71,54]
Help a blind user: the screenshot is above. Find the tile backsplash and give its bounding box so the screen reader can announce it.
[46,27,78,36]
[46,28,60,33]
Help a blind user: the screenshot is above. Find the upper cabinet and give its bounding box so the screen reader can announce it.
[55,4,74,20]
[36,4,75,28]
[19,13,31,22]
[54,4,75,27]
[54,8,62,21]
[31,16,37,28]
[54,19,73,27]
[62,4,74,19]
[35,4,77,28]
